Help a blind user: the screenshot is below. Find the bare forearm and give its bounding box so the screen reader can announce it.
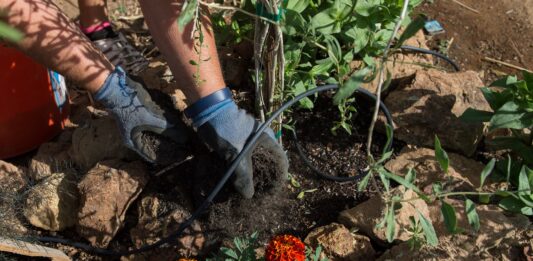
[139,0,226,104]
[0,0,113,93]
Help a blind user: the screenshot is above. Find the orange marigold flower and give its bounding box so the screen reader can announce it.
[265,235,306,261]
[177,258,197,261]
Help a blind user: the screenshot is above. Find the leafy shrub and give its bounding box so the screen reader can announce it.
[460,71,533,215]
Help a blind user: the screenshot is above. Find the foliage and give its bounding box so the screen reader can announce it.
[207,232,328,261]
[207,232,260,261]
[178,0,424,134]
[460,71,533,215]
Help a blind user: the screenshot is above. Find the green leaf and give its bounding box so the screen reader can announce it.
[481,87,513,111]
[395,15,426,48]
[333,67,371,105]
[311,9,338,34]
[465,199,480,231]
[283,10,307,36]
[441,201,458,233]
[380,171,430,202]
[354,0,373,16]
[386,204,396,243]
[177,0,198,31]
[479,158,496,189]
[324,35,342,65]
[377,151,393,165]
[459,108,494,123]
[518,166,532,197]
[499,197,532,216]
[490,101,532,130]
[479,194,491,204]
[358,172,372,191]
[221,247,239,259]
[378,168,391,192]
[344,24,370,53]
[309,59,334,76]
[405,168,416,184]
[434,136,449,173]
[417,211,438,246]
[383,123,394,155]
[490,75,519,88]
[286,0,310,13]
[0,21,23,42]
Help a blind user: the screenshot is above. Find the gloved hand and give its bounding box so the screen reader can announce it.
[185,88,289,198]
[94,66,188,162]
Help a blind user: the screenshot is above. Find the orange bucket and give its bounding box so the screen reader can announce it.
[0,45,70,159]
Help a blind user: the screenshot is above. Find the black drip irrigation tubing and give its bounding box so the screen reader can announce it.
[400,45,461,72]
[32,48,458,256]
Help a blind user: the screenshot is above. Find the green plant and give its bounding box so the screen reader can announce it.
[207,232,260,261]
[359,126,532,248]
[460,71,533,215]
[176,0,425,135]
[207,232,328,261]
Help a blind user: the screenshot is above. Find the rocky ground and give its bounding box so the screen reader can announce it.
[1,0,532,260]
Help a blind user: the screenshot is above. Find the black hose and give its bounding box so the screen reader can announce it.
[35,84,384,256]
[291,87,394,182]
[400,45,460,72]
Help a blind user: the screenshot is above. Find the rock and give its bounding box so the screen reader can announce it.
[24,172,79,231]
[379,200,530,261]
[0,161,27,193]
[0,161,29,235]
[70,116,136,169]
[29,141,72,181]
[428,199,530,246]
[129,194,204,258]
[339,186,429,243]
[363,31,434,93]
[385,147,487,192]
[77,160,148,248]
[304,223,375,261]
[383,69,490,156]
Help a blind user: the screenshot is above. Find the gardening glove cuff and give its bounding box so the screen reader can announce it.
[94,66,188,162]
[186,88,288,198]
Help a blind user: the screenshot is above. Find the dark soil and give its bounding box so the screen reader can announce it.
[139,131,189,166]
[288,91,400,178]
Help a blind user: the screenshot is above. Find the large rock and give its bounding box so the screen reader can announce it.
[24,172,79,231]
[379,199,530,261]
[29,141,72,181]
[0,161,29,235]
[339,186,429,243]
[0,161,27,193]
[385,147,487,192]
[384,69,490,156]
[428,199,530,246]
[77,160,148,248]
[70,116,136,169]
[304,223,375,261]
[129,194,204,259]
[363,30,434,93]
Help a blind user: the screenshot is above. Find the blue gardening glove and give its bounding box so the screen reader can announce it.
[94,67,188,162]
[185,88,289,198]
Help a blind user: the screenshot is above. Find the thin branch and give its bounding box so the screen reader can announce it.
[450,0,480,14]
[483,56,532,73]
[366,0,410,159]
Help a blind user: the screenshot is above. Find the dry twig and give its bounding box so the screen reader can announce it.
[483,56,532,73]
[450,0,480,14]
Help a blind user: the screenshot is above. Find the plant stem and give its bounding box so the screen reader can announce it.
[366,0,410,159]
[387,189,531,204]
